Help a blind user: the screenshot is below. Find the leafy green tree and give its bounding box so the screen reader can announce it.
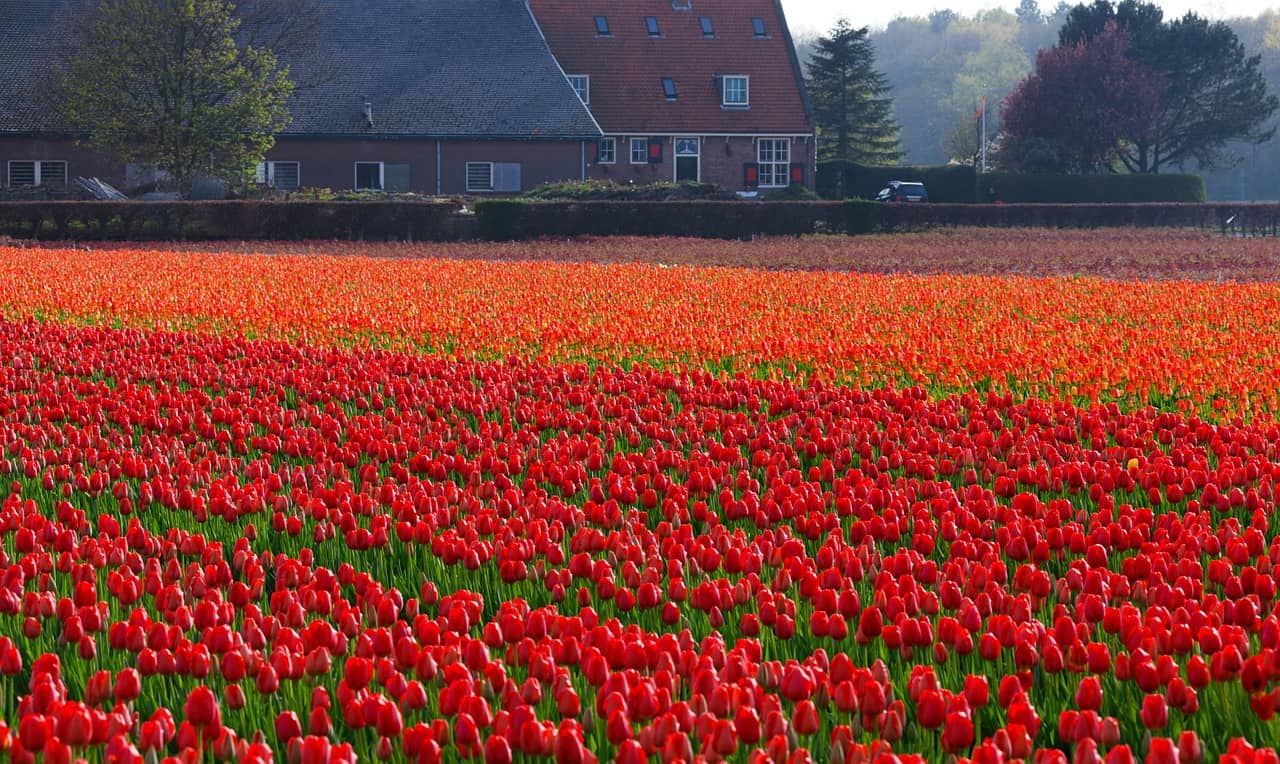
[60,0,294,195]
[1058,0,1278,172]
[1016,0,1043,25]
[807,19,903,165]
[1002,23,1163,172]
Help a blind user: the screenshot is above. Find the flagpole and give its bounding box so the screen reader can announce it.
[980,96,987,174]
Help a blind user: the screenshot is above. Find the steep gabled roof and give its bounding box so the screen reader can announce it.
[0,0,601,140]
[528,0,812,134]
[0,0,76,133]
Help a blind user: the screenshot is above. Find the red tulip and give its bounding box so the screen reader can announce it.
[183,686,219,729]
[940,712,974,754]
[114,668,141,704]
[792,700,819,736]
[917,690,946,729]
[269,712,298,746]
[964,676,990,708]
[1145,738,1179,764]
[1140,694,1168,730]
[1075,676,1102,711]
[1177,731,1203,764]
[484,734,513,764]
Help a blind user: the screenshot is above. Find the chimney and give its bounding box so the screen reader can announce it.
[363,99,374,129]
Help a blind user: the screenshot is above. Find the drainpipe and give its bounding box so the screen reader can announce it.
[436,141,442,195]
[581,141,586,181]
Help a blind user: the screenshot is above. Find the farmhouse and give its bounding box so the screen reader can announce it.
[527,0,815,194]
[0,0,602,195]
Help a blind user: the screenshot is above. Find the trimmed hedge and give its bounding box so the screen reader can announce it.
[5,199,1275,242]
[818,162,1207,205]
[479,199,1280,239]
[817,161,979,203]
[978,173,1206,203]
[876,203,1237,231]
[0,200,461,241]
[475,200,871,240]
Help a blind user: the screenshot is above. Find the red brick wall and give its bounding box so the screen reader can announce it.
[0,136,125,188]
[1,136,588,195]
[587,135,814,193]
[438,141,585,195]
[269,139,586,194]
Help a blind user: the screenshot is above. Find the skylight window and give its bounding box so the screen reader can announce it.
[645,16,660,36]
[594,16,611,36]
[700,17,715,37]
[662,78,677,99]
[752,17,767,37]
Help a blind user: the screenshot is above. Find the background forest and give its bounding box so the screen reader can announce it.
[794,1,1280,200]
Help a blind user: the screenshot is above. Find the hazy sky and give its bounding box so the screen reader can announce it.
[781,1,1278,35]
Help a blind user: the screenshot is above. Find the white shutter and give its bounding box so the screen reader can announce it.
[466,162,493,192]
[38,161,67,186]
[274,162,300,191]
[493,163,521,193]
[8,161,36,187]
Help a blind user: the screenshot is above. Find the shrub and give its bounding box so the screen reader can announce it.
[766,183,821,201]
[522,179,738,201]
[843,201,880,234]
[475,200,528,241]
[0,201,461,241]
[818,161,979,203]
[979,173,1205,203]
[475,200,850,239]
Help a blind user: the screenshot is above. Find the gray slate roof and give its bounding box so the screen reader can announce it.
[0,1,75,133]
[0,0,602,140]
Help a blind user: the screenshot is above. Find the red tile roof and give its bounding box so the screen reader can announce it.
[529,0,812,135]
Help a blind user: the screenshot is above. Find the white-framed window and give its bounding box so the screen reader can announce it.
[567,74,590,105]
[354,161,383,191]
[256,161,300,190]
[466,162,521,193]
[630,137,648,165]
[354,161,410,192]
[7,160,67,187]
[674,138,700,183]
[758,139,790,188]
[722,76,749,107]
[598,137,616,164]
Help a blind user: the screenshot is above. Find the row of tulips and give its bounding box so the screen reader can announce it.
[4,242,1280,419]
[0,319,1276,762]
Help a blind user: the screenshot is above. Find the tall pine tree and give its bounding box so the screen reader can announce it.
[807,19,903,165]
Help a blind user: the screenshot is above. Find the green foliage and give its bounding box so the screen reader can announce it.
[59,0,294,197]
[978,172,1205,202]
[0,201,461,241]
[766,183,821,201]
[522,179,737,201]
[475,200,527,241]
[807,19,903,165]
[817,161,979,203]
[862,8,1066,165]
[842,200,880,234]
[1055,0,1279,173]
[475,200,854,240]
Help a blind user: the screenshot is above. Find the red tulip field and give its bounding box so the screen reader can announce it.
[0,233,1279,764]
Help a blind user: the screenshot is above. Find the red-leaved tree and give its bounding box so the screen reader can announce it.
[1001,22,1163,173]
